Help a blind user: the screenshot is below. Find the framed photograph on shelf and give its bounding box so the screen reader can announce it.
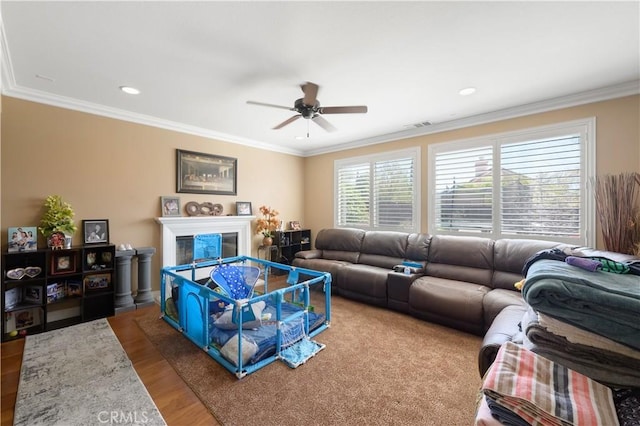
[50,252,77,275]
[5,307,42,331]
[289,221,301,230]
[176,149,237,195]
[83,219,109,244]
[7,226,38,252]
[161,196,181,217]
[67,280,82,297]
[4,287,22,309]
[23,285,43,304]
[236,201,252,216]
[46,282,66,303]
[83,273,111,293]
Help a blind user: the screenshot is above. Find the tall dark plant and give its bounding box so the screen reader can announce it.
[592,172,640,255]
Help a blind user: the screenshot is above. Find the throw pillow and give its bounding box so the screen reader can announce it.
[214,300,266,330]
[220,333,258,367]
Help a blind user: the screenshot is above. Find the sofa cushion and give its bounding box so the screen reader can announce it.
[478,304,527,377]
[323,250,361,263]
[291,258,349,289]
[337,264,389,307]
[314,228,365,263]
[358,253,405,269]
[409,276,490,326]
[425,235,494,286]
[357,231,409,268]
[405,233,431,266]
[492,238,564,290]
[482,288,526,330]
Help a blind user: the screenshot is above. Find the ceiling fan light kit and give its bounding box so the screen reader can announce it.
[247,81,368,134]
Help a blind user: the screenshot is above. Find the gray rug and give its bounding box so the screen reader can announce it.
[14,319,166,426]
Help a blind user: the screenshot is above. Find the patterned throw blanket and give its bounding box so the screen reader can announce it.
[482,342,619,426]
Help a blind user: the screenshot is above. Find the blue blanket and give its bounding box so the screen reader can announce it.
[522,259,640,350]
[208,300,325,365]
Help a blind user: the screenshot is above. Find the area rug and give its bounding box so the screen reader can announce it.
[14,319,166,426]
[136,294,483,426]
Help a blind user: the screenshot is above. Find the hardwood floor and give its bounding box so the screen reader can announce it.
[0,306,219,426]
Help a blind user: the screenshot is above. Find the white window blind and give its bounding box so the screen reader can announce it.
[335,148,420,232]
[434,145,494,232]
[500,136,581,238]
[429,119,594,246]
[337,162,370,227]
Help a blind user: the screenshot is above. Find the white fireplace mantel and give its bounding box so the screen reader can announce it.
[156,215,255,267]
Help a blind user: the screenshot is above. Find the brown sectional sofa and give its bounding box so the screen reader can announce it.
[292,227,566,374]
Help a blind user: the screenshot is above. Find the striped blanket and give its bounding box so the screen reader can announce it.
[482,342,619,426]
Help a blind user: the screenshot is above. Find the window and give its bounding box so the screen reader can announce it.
[428,119,595,246]
[335,148,420,232]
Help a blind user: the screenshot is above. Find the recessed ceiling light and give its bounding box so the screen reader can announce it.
[119,86,140,95]
[459,87,476,96]
[294,136,305,140]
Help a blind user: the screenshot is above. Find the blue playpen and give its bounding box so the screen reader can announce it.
[160,253,332,378]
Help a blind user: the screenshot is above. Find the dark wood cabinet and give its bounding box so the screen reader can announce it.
[275,229,311,265]
[2,244,115,341]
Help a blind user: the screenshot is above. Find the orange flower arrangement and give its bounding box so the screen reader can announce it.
[255,205,280,238]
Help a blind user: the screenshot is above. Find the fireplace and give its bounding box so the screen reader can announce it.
[156,215,255,268]
[175,233,238,265]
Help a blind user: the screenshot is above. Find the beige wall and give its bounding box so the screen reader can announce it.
[302,95,640,248]
[2,95,639,291]
[1,96,305,290]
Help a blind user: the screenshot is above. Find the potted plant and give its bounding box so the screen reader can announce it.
[255,205,279,246]
[38,195,77,248]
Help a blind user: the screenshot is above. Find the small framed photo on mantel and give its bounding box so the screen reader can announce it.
[236,201,252,216]
[161,196,181,217]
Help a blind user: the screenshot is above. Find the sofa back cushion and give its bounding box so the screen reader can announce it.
[404,233,431,267]
[358,231,409,268]
[492,238,565,290]
[426,235,494,286]
[315,228,365,263]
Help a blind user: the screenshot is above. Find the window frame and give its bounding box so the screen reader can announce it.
[427,118,596,246]
[334,147,421,233]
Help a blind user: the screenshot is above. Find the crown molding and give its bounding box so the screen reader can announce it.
[0,82,305,156]
[2,22,637,162]
[303,79,640,157]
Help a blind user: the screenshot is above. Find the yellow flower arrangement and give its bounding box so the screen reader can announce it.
[255,205,280,238]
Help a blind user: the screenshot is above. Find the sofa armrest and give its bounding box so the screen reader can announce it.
[295,249,322,260]
[478,304,526,377]
[387,271,422,304]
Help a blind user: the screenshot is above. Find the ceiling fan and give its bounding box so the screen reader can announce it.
[246,82,367,133]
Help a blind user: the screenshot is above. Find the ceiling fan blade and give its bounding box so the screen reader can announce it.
[247,100,294,111]
[312,115,337,132]
[319,105,368,114]
[301,82,319,106]
[273,115,301,130]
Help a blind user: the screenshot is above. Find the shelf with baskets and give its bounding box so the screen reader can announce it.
[2,244,116,341]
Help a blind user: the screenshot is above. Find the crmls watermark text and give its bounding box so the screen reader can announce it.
[97,411,150,424]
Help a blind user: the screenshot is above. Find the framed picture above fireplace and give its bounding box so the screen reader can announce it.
[176,149,237,195]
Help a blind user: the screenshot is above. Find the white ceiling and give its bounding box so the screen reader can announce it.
[1,1,639,157]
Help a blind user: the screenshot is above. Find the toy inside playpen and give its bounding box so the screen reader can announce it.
[160,233,331,378]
